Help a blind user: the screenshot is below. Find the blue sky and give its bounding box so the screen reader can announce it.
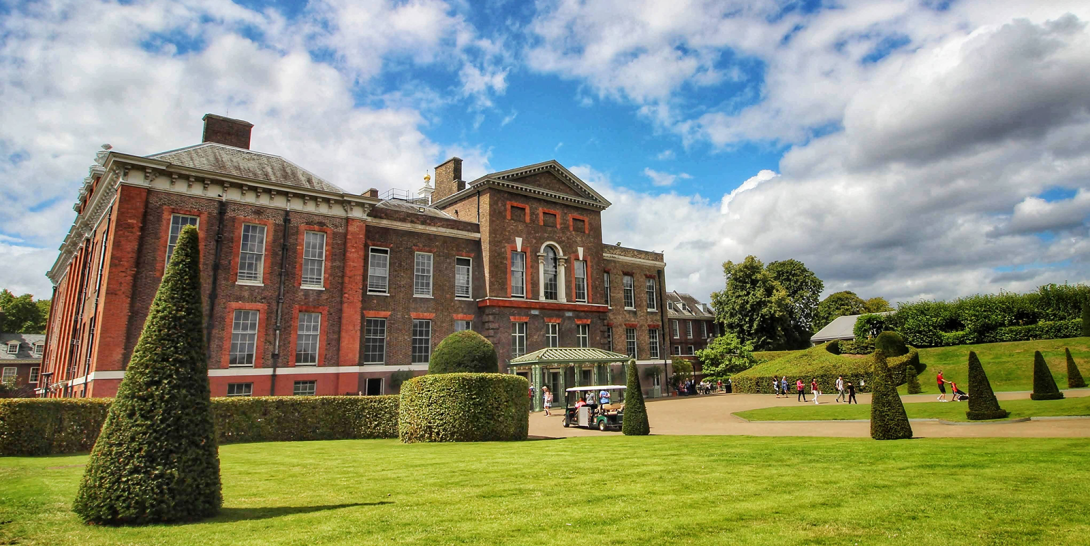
[1,0,1089,303]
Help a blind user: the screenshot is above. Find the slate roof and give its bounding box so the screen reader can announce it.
[149,143,344,193]
[810,312,893,343]
[665,291,715,320]
[0,333,45,361]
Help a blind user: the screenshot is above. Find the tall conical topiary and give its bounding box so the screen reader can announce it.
[966,351,1009,420]
[1030,350,1064,401]
[73,226,221,525]
[905,363,922,394]
[870,350,913,440]
[622,361,649,436]
[1066,348,1087,389]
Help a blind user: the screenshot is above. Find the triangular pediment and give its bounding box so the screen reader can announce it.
[484,161,611,208]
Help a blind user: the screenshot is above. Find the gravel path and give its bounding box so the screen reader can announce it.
[529,388,1090,439]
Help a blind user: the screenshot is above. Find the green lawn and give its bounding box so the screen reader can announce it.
[735,395,1090,422]
[908,337,1090,394]
[3,437,1090,545]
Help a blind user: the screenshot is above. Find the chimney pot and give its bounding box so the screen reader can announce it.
[202,113,253,149]
[363,188,380,199]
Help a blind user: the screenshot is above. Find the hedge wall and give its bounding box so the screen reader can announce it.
[399,373,528,443]
[730,345,920,394]
[0,396,399,456]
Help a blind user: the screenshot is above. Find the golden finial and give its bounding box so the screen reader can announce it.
[424,173,431,184]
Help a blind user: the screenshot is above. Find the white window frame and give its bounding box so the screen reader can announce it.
[673,345,681,356]
[605,328,613,352]
[604,272,611,307]
[688,345,695,355]
[236,223,266,284]
[166,214,198,270]
[577,324,589,348]
[512,322,527,357]
[546,323,559,348]
[649,328,660,359]
[229,309,259,367]
[227,383,253,397]
[455,257,472,300]
[293,380,316,396]
[1,367,16,383]
[645,277,657,311]
[687,321,693,339]
[29,366,39,384]
[625,328,637,359]
[702,321,708,339]
[32,343,43,357]
[574,260,587,303]
[543,246,559,301]
[364,318,386,364]
[414,252,433,297]
[368,248,390,294]
[411,319,432,364]
[5,342,18,355]
[623,275,635,309]
[294,312,321,366]
[511,251,526,298]
[301,231,327,288]
[672,320,679,339]
[455,320,473,332]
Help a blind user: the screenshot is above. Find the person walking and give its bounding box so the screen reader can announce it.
[796,379,807,402]
[542,386,553,416]
[846,381,857,404]
[773,377,781,398]
[781,376,789,400]
[811,378,821,405]
[936,370,947,402]
[835,376,845,403]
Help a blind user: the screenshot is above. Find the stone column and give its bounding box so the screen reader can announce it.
[557,257,568,302]
[537,254,545,300]
[558,365,567,408]
[532,365,543,412]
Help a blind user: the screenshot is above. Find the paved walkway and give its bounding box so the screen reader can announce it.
[530,388,1090,439]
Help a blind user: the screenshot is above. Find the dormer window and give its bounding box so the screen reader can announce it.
[33,343,43,357]
[6,342,19,355]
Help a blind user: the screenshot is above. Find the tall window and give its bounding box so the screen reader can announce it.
[543,246,558,300]
[237,224,266,283]
[229,310,259,366]
[623,274,635,309]
[645,277,657,311]
[577,324,589,348]
[364,319,386,363]
[455,257,472,299]
[702,322,708,339]
[604,272,611,306]
[688,346,695,355]
[411,320,431,363]
[649,329,660,359]
[625,328,637,359]
[302,231,326,287]
[293,380,316,396]
[672,320,680,339]
[686,321,693,338]
[295,312,321,365]
[414,253,433,296]
[368,248,389,294]
[605,328,613,352]
[227,383,252,397]
[574,260,587,302]
[509,252,526,298]
[32,343,43,357]
[546,323,559,348]
[29,367,39,384]
[166,214,198,268]
[673,345,681,355]
[455,320,473,332]
[512,322,526,357]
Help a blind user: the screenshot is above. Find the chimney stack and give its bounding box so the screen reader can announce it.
[202,113,253,149]
[363,188,380,199]
[431,157,465,203]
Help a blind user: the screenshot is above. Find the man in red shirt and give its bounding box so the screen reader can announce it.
[936,370,947,402]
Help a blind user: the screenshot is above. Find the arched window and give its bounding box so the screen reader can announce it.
[544,246,558,300]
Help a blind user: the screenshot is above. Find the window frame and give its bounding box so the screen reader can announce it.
[546,322,559,348]
[605,328,613,352]
[577,324,589,348]
[688,345,695,355]
[625,328,638,359]
[574,259,587,303]
[166,214,199,270]
[510,250,527,298]
[236,223,267,284]
[623,274,635,309]
[363,318,386,364]
[411,319,432,364]
[227,383,253,397]
[702,321,708,339]
[455,256,473,300]
[294,312,321,366]
[645,277,657,311]
[32,343,43,357]
[455,320,473,332]
[29,366,39,384]
[673,345,681,355]
[512,322,527,357]
[367,247,390,294]
[1,367,16,383]
[293,380,317,396]
[649,328,660,359]
[414,252,434,297]
[543,246,559,301]
[604,272,611,307]
[5,342,18,355]
[686,321,693,339]
[672,320,679,339]
[301,231,327,288]
[229,309,260,367]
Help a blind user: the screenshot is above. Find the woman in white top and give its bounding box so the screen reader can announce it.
[542,386,553,416]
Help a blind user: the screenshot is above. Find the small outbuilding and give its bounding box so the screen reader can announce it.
[810,312,892,345]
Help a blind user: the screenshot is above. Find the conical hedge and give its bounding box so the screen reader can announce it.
[1030,350,1064,401]
[1067,348,1087,389]
[73,226,222,525]
[870,350,913,440]
[622,361,649,436]
[966,351,1009,420]
[905,363,922,394]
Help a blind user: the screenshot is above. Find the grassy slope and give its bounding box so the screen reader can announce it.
[735,396,1090,422]
[2,437,1090,545]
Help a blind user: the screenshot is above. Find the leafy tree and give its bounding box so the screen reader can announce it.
[622,362,649,436]
[1030,351,1064,401]
[669,357,693,388]
[1066,348,1086,389]
[711,256,790,350]
[428,331,498,374]
[864,297,893,313]
[814,291,867,332]
[72,226,221,525]
[869,350,913,440]
[695,332,756,381]
[966,351,1009,420]
[0,290,48,334]
[767,259,824,349]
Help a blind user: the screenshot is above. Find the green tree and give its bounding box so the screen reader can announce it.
[1066,348,1087,389]
[622,362,649,436]
[814,291,867,332]
[428,331,498,374]
[0,290,47,334]
[73,226,221,525]
[965,351,1009,420]
[1030,351,1064,401]
[670,357,693,389]
[695,332,756,381]
[711,256,790,350]
[864,297,893,313]
[767,259,824,349]
[869,350,913,440]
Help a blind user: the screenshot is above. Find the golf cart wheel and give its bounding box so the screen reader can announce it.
[598,420,608,431]
[563,417,570,428]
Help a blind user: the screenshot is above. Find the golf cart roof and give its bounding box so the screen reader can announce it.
[565,385,626,392]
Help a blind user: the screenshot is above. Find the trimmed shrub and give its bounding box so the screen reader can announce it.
[0,399,111,456]
[838,339,875,355]
[965,351,1009,420]
[1083,304,1090,337]
[853,314,890,340]
[870,350,913,440]
[622,363,649,436]
[824,340,841,355]
[428,331,498,374]
[399,373,528,443]
[875,331,908,357]
[73,226,222,525]
[1031,350,1064,400]
[992,320,1082,343]
[390,370,415,392]
[731,345,918,394]
[1067,348,1087,389]
[905,364,922,394]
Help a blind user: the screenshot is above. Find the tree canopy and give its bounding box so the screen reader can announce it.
[711,256,823,350]
[814,291,867,332]
[0,290,50,334]
[767,259,824,349]
[695,332,756,381]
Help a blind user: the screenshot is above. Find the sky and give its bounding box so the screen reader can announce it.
[1,0,1089,305]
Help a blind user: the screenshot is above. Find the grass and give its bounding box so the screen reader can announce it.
[735,395,1090,422]
[3,437,1090,545]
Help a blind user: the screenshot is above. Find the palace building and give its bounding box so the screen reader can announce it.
[40,114,671,398]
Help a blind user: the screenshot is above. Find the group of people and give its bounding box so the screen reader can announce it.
[772,376,859,404]
[678,379,731,396]
[935,370,968,402]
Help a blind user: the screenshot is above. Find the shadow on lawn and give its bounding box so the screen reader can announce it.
[217,502,392,522]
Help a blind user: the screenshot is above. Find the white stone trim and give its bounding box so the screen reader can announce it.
[362,217,481,240]
[602,253,665,267]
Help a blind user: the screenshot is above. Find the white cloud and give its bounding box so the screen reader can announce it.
[655,149,675,160]
[500,109,518,127]
[721,170,777,214]
[642,167,691,187]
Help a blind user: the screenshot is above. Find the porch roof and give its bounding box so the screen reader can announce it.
[508,347,632,368]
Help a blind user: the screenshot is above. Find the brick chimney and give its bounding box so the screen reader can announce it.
[202,114,253,149]
[363,188,380,198]
[432,157,465,202]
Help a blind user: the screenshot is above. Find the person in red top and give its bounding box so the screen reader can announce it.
[811,378,820,405]
[936,370,947,402]
[796,379,807,402]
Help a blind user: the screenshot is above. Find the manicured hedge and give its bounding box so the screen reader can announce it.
[905,364,922,394]
[429,331,499,374]
[0,396,400,456]
[837,339,875,355]
[965,351,1009,420]
[399,373,528,443]
[870,350,913,440]
[731,345,920,394]
[1067,348,1087,389]
[1031,351,1064,401]
[875,332,908,357]
[622,363,649,436]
